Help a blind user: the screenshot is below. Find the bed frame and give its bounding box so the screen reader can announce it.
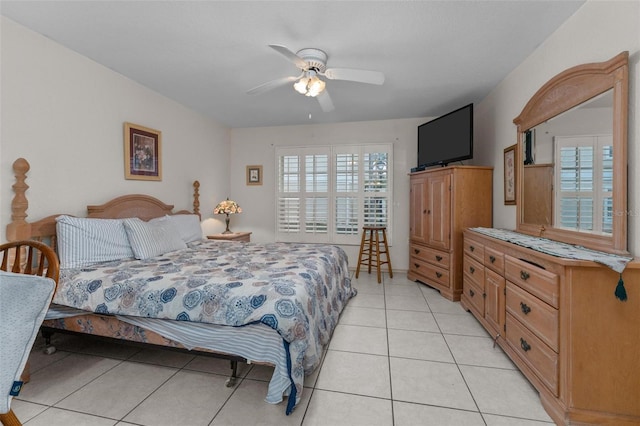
[6,157,248,386]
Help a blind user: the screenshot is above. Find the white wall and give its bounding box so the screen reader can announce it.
[0,17,232,241]
[229,118,432,271]
[475,0,640,254]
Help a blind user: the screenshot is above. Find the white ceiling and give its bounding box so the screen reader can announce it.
[1,1,585,128]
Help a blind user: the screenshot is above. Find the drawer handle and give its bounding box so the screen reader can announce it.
[520,338,531,352]
[414,263,420,269]
[520,302,531,315]
[520,270,530,281]
[470,246,475,252]
[470,289,475,297]
[436,272,442,278]
[489,255,496,263]
[469,266,475,274]
[435,255,443,262]
[414,249,420,254]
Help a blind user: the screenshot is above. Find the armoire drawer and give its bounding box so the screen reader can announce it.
[506,313,559,396]
[505,256,559,308]
[506,282,559,352]
[410,257,449,287]
[410,243,450,269]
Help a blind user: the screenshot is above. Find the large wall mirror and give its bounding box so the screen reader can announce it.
[513,51,629,254]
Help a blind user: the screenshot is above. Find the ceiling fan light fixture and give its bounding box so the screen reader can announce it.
[293,77,310,94]
[306,76,325,97]
[293,72,326,97]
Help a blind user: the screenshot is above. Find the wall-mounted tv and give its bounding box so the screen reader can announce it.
[417,103,473,169]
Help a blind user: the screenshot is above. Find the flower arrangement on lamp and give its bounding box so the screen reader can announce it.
[213,198,242,234]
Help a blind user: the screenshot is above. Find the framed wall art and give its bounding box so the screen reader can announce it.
[124,122,162,181]
[246,165,262,186]
[504,144,516,205]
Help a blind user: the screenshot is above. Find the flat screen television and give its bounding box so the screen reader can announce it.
[417,103,473,168]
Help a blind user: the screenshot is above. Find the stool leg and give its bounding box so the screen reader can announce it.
[381,228,393,278]
[367,229,373,274]
[355,229,367,278]
[375,229,382,283]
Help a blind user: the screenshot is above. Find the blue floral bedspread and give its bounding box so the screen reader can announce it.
[53,240,356,414]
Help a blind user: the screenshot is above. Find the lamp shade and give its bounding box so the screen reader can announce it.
[214,198,242,215]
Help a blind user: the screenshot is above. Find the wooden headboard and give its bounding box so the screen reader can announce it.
[6,158,201,248]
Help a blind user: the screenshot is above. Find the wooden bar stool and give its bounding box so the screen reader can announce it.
[355,226,393,284]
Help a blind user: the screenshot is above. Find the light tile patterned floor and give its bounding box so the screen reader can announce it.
[12,272,554,425]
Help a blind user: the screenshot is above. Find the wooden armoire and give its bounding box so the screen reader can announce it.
[408,165,493,301]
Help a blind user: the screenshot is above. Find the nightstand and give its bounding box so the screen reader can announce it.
[207,232,252,242]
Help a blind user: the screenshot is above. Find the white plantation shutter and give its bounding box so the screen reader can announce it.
[278,155,301,233]
[335,152,359,237]
[362,152,389,228]
[554,135,612,234]
[601,144,614,233]
[276,144,393,244]
[304,154,329,234]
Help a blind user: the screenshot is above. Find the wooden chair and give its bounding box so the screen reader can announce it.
[355,226,393,284]
[0,241,59,426]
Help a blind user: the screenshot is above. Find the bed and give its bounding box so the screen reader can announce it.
[5,157,356,415]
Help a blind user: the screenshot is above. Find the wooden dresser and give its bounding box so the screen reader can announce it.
[461,229,640,425]
[408,166,493,301]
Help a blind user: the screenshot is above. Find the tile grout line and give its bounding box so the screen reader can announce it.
[382,274,396,426]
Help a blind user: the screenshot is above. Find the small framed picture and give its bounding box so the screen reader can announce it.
[504,144,517,205]
[246,165,263,186]
[124,122,162,181]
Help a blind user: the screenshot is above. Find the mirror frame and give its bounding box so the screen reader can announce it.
[513,51,629,254]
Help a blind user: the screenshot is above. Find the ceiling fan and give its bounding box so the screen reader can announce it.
[247,44,385,112]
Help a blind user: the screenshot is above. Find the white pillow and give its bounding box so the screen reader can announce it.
[165,214,203,243]
[123,217,187,259]
[56,215,135,268]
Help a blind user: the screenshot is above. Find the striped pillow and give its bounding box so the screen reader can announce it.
[123,217,187,260]
[56,215,135,268]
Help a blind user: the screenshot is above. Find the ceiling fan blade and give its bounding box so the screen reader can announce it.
[323,68,385,85]
[268,44,308,70]
[247,75,300,95]
[316,90,335,112]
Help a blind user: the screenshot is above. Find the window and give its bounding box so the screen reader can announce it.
[276,144,393,244]
[554,135,612,234]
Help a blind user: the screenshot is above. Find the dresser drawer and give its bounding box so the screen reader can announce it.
[505,256,559,309]
[464,239,484,263]
[410,257,449,287]
[506,282,559,352]
[462,276,485,316]
[484,246,504,274]
[463,255,484,289]
[506,313,558,396]
[410,243,450,268]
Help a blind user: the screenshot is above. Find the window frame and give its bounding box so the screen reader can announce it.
[275,143,393,245]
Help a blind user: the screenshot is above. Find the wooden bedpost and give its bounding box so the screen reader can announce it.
[6,158,32,242]
[193,180,200,219]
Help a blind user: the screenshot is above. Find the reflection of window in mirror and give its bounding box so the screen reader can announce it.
[554,135,613,234]
[524,89,613,231]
